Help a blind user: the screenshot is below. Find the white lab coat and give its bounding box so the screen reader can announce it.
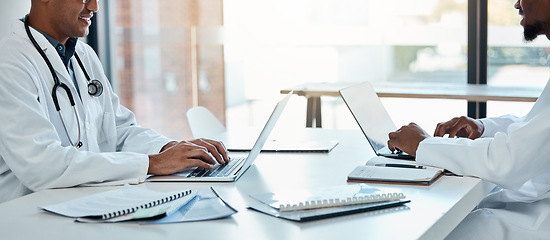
[417,80,550,238]
[0,19,172,203]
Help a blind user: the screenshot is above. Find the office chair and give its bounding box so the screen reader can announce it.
[186,106,226,138]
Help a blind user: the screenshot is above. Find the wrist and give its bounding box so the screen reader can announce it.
[476,119,485,137]
[160,141,178,153]
[479,120,485,134]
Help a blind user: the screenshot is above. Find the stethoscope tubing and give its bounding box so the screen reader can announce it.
[24,14,101,148]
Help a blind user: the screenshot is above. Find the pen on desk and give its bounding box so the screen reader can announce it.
[375,163,426,169]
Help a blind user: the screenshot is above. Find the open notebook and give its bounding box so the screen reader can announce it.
[347,157,445,186]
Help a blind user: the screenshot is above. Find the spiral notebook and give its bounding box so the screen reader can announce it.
[41,186,195,222]
[248,184,409,221]
[251,184,405,212]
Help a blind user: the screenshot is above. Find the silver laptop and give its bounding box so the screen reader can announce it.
[147,92,292,182]
[339,82,414,160]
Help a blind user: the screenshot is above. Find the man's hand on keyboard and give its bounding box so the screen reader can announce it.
[147,139,230,175]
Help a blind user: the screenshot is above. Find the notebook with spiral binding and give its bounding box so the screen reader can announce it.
[248,184,409,221]
[250,183,406,212]
[41,186,195,222]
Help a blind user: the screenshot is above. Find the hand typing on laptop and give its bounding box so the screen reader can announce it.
[387,123,430,157]
[147,92,292,182]
[148,138,230,176]
[388,116,485,157]
[433,116,484,139]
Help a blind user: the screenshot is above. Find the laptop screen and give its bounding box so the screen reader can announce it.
[237,92,293,174]
[339,82,397,154]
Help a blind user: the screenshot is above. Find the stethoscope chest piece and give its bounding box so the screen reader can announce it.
[88,79,103,96]
[74,53,103,98]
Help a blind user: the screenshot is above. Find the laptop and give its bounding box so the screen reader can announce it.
[339,82,415,160]
[147,92,292,182]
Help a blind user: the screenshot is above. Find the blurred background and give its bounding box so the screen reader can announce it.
[2,0,548,139]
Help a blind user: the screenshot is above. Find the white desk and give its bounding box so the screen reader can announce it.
[0,129,494,240]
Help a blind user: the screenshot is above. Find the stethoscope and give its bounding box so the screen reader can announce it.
[24,15,103,148]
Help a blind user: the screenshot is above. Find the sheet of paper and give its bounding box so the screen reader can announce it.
[142,187,238,224]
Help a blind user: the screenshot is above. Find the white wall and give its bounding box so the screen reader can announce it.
[0,0,31,36]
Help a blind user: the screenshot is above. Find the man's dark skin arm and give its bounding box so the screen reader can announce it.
[434,116,484,139]
[387,117,485,157]
[387,123,430,157]
[148,138,230,175]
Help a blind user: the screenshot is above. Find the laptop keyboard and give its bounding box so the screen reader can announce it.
[189,156,245,178]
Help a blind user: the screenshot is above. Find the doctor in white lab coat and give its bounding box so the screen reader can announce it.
[387,0,550,238]
[0,0,229,203]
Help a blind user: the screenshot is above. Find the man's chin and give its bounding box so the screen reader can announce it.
[74,31,89,39]
[523,24,542,42]
[523,21,550,42]
[523,34,539,42]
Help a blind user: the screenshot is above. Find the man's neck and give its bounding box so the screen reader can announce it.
[27,13,69,45]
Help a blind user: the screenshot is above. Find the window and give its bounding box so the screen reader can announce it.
[95,0,544,135]
[486,0,549,117]
[224,0,469,132]
[108,0,224,139]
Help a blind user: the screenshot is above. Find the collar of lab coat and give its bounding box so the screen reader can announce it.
[11,18,89,138]
[11,18,81,90]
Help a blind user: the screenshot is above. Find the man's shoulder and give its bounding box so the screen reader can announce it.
[0,31,33,62]
[0,19,27,48]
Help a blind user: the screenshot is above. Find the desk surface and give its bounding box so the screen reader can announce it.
[281,81,542,102]
[0,129,493,240]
